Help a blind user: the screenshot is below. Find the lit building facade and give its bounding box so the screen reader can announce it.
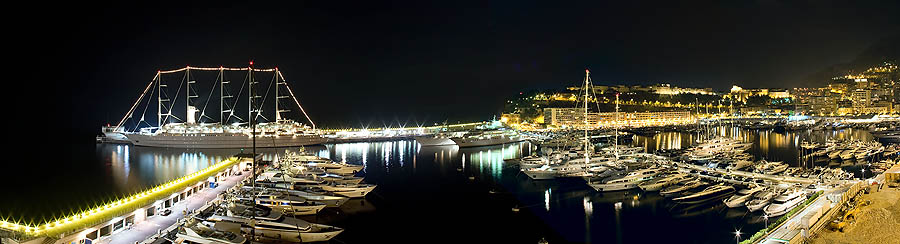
[542,108,693,128]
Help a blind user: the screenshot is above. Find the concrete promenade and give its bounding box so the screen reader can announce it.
[97,171,250,244]
[759,185,848,244]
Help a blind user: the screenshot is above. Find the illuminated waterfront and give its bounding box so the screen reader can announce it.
[1,126,881,243]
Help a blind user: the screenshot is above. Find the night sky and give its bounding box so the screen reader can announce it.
[9,1,900,133]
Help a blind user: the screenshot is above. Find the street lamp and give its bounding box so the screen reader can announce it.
[763,214,769,229]
[735,230,742,244]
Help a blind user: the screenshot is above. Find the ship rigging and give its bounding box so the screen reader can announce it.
[102,65,326,148]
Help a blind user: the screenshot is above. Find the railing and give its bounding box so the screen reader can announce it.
[740,190,823,244]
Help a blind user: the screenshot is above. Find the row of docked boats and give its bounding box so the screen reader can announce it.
[173,150,375,243]
[807,140,886,161]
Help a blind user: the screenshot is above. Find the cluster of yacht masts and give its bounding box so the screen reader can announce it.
[173,150,374,243]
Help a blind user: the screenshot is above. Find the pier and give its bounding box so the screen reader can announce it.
[0,157,251,244]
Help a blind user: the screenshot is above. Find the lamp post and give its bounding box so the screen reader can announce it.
[763,214,769,229]
[735,230,742,244]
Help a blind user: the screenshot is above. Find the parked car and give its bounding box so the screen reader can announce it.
[160,209,172,216]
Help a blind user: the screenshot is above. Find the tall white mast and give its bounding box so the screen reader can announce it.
[275,68,281,122]
[186,67,191,121]
[219,67,224,124]
[248,65,254,123]
[615,92,619,161]
[583,69,591,168]
[156,72,162,129]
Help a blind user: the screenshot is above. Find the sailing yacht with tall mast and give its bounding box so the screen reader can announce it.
[107,65,326,148]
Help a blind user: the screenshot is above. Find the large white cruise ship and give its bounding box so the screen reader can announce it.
[124,120,326,148]
[106,66,327,149]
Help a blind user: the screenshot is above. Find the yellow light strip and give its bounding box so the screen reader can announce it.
[0,157,241,237]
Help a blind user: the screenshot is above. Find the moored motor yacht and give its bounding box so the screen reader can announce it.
[243,193,328,215]
[588,167,663,192]
[206,215,344,243]
[317,183,377,198]
[672,184,735,205]
[763,190,807,216]
[723,186,765,208]
[638,173,689,192]
[176,218,247,244]
[746,189,780,212]
[661,180,708,197]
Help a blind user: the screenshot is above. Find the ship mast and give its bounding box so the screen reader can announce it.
[248,66,254,124]
[275,68,281,122]
[615,92,619,162]
[219,67,225,124]
[583,69,591,171]
[186,67,192,123]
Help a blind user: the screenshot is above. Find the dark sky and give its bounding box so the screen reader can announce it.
[9,0,900,131]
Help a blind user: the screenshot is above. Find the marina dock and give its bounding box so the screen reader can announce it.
[0,157,250,244]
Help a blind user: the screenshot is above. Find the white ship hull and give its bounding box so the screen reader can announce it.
[589,182,641,192]
[125,133,327,148]
[523,170,556,180]
[451,136,523,148]
[414,136,457,146]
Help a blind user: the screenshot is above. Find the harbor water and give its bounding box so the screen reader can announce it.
[1,126,876,243]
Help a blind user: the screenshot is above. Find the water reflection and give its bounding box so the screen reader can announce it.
[99,144,327,194]
[633,126,874,167]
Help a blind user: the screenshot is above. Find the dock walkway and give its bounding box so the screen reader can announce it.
[97,171,250,244]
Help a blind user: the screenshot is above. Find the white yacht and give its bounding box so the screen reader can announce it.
[723,186,765,208]
[241,186,348,208]
[638,173,689,192]
[176,218,247,244]
[517,155,549,169]
[760,162,788,175]
[661,180,708,197]
[302,161,365,175]
[840,149,857,160]
[207,215,343,243]
[522,163,586,180]
[672,184,735,205]
[588,168,662,192]
[763,190,807,216]
[451,129,523,148]
[746,189,779,212]
[318,183,377,198]
[414,131,466,146]
[244,193,328,215]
